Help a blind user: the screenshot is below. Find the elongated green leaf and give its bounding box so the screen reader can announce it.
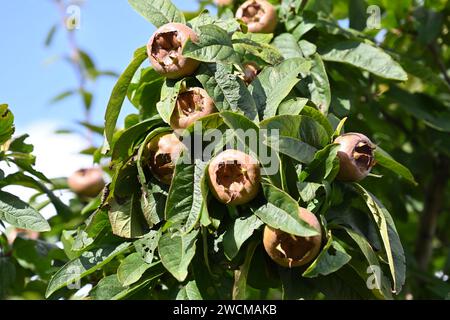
[0,191,50,232]
[354,184,405,294]
[264,135,317,164]
[303,234,351,278]
[112,117,162,162]
[158,229,199,282]
[109,193,147,239]
[249,58,312,119]
[134,230,161,264]
[232,241,258,300]
[165,158,206,234]
[254,183,319,237]
[104,47,147,151]
[183,24,239,64]
[128,0,185,27]
[273,33,303,59]
[196,63,258,120]
[342,226,393,299]
[260,115,329,149]
[223,215,263,260]
[45,242,131,298]
[278,98,308,115]
[117,253,151,286]
[156,79,182,124]
[320,41,408,81]
[307,54,331,114]
[0,104,14,145]
[374,147,417,185]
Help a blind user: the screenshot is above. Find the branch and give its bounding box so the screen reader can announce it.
[428,42,450,86]
[414,155,450,272]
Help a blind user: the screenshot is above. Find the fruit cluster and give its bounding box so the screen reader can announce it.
[140,0,376,268]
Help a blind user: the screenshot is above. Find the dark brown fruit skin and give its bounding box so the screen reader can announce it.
[146,133,185,185]
[170,87,217,130]
[236,0,277,33]
[147,23,200,79]
[242,62,260,84]
[334,132,376,182]
[208,149,261,206]
[68,167,105,198]
[263,208,322,268]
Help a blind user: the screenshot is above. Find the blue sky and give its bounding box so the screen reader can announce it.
[0,0,202,132]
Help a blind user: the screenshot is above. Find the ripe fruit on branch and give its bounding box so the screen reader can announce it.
[208,149,261,205]
[68,167,105,198]
[334,132,376,182]
[170,87,217,130]
[214,0,234,6]
[241,62,260,84]
[146,133,185,185]
[263,208,322,268]
[147,23,200,79]
[236,0,277,33]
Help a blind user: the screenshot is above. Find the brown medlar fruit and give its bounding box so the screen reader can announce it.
[170,87,217,130]
[146,133,186,185]
[68,167,105,198]
[208,149,261,205]
[263,208,322,268]
[214,0,234,6]
[334,132,376,182]
[147,23,200,79]
[241,62,260,84]
[236,0,277,33]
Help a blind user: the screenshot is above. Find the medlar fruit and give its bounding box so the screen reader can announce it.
[334,132,376,182]
[214,0,234,6]
[241,62,260,84]
[208,149,261,206]
[146,133,186,185]
[147,23,200,79]
[263,208,322,268]
[236,0,277,33]
[68,167,105,198]
[170,87,217,130]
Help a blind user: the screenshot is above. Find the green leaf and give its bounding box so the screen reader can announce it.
[320,41,408,81]
[353,184,406,294]
[260,115,329,149]
[109,193,147,239]
[128,0,185,27]
[232,32,283,65]
[264,135,317,164]
[176,280,203,300]
[223,215,263,260]
[45,242,131,298]
[232,241,258,300]
[156,79,182,124]
[196,63,258,120]
[341,226,394,299]
[249,58,312,119]
[348,0,367,31]
[134,230,161,264]
[117,253,151,286]
[374,147,417,185]
[307,54,331,114]
[0,191,50,232]
[165,158,207,234]
[158,229,199,282]
[278,98,308,115]
[104,46,148,151]
[273,33,303,59]
[303,234,351,278]
[183,24,239,64]
[0,104,14,145]
[254,183,320,237]
[112,117,162,162]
